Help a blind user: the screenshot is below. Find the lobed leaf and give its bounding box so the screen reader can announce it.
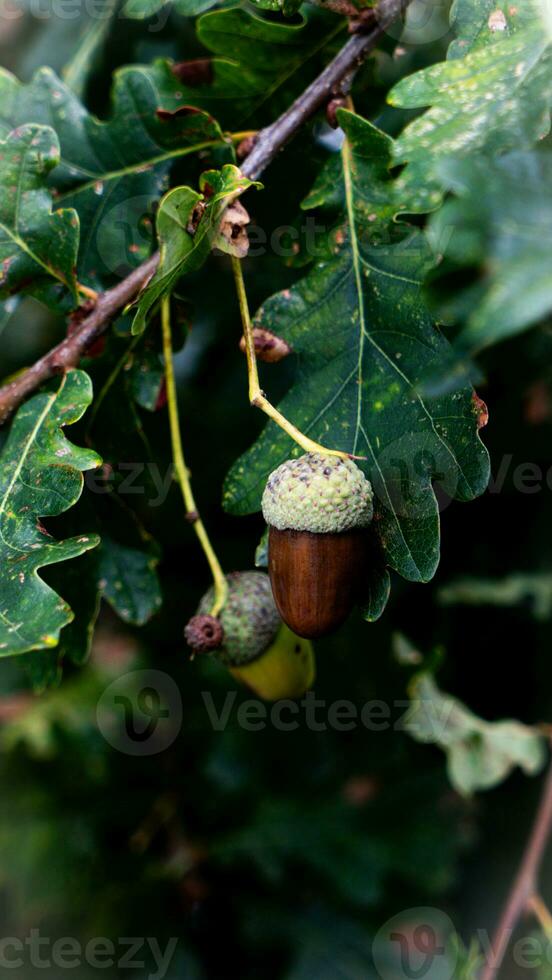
[158,5,343,128]
[0,67,231,292]
[224,111,489,605]
[390,0,552,183]
[439,571,552,622]
[0,370,100,658]
[404,669,546,796]
[0,125,79,300]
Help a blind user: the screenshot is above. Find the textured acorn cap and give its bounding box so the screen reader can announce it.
[262,453,373,534]
[196,571,281,666]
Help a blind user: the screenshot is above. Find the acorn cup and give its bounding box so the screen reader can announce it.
[262,453,374,639]
[185,571,315,700]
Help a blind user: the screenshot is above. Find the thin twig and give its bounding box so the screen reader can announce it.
[0,0,410,425]
[160,297,228,616]
[231,255,362,460]
[481,743,552,980]
[527,894,552,940]
[242,0,408,181]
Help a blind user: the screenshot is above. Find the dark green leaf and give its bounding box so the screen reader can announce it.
[130,348,165,411]
[224,111,489,602]
[0,370,100,658]
[0,125,79,301]
[0,67,231,291]
[97,536,162,625]
[153,6,344,128]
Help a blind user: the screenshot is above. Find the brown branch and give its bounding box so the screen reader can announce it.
[242,0,409,180]
[0,255,159,424]
[481,742,552,980]
[0,0,409,425]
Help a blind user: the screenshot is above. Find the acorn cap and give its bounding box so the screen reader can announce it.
[196,571,280,666]
[262,453,373,534]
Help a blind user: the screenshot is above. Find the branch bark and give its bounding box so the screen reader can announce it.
[0,0,409,425]
[481,743,552,980]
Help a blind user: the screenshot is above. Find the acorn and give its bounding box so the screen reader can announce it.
[262,453,374,639]
[185,571,315,700]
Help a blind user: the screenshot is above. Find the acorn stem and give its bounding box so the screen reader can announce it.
[161,297,228,616]
[231,256,359,461]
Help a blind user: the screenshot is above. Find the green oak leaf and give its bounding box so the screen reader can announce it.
[130,348,165,412]
[0,297,19,343]
[301,109,440,230]
[54,538,162,670]
[404,668,546,796]
[97,537,162,626]
[132,164,260,334]
[428,151,552,351]
[439,571,552,622]
[0,125,79,301]
[62,0,119,97]
[0,370,101,657]
[449,0,538,57]
[124,0,217,16]
[0,67,231,291]
[389,0,552,180]
[149,5,343,129]
[223,110,490,603]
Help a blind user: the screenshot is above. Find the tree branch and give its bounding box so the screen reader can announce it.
[0,0,409,425]
[481,742,552,980]
[0,255,159,424]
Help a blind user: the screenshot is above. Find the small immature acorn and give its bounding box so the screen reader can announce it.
[186,571,315,700]
[262,453,374,639]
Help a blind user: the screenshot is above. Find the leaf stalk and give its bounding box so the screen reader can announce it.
[231,255,355,461]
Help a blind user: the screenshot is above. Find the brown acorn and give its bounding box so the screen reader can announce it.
[262,453,374,639]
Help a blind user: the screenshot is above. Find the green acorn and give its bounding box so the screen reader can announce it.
[185,571,315,700]
[262,453,374,638]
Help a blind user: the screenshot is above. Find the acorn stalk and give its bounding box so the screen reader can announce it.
[262,453,374,638]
